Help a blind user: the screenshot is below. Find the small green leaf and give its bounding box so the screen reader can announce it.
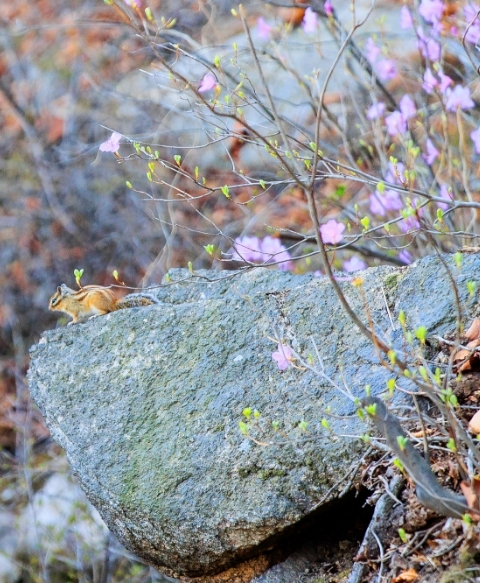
[397,435,408,451]
[387,350,396,365]
[174,154,182,166]
[376,181,385,194]
[298,420,308,432]
[145,7,153,21]
[365,403,377,416]
[467,281,477,298]
[335,184,346,197]
[113,270,119,281]
[188,261,193,273]
[364,384,371,396]
[398,528,409,543]
[259,179,266,189]
[239,421,249,435]
[453,252,463,268]
[360,216,370,230]
[436,208,444,222]
[272,420,280,430]
[398,310,406,326]
[214,55,221,68]
[446,438,457,452]
[387,378,395,395]
[415,326,428,344]
[321,418,330,430]
[74,269,84,287]
[165,273,171,283]
[204,244,216,256]
[253,410,260,419]
[126,181,133,189]
[221,185,230,198]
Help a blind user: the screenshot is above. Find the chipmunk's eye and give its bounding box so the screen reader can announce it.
[50,297,57,306]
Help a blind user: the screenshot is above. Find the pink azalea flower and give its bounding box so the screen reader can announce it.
[369,189,403,216]
[99,131,122,153]
[231,236,293,270]
[399,95,416,119]
[400,6,413,29]
[302,7,318,34]
[343,256,367,272]
[260,236,293,271]
[471,126,480,153]
[437,184,452,210]
[386,111,407,136]
[464,5,480,44]
[400,215,421,233]
[257,17,273,40]
[365,37,381,63]
[320,219,345,245]
[324,0,333,16]
[445,85,475,111]
[272,344,292,371]
[438,70,453,93]
[419,0,444,24]
[399,201,422,233]
[423,138,439,165]
[417,27,441,61]
[366,102,386,120]
[375,59,398,81]
[231,236,263,262]
[422,68,438,93]
[398,250,413,264]
[198,73,217,93]
[385,161,406,185]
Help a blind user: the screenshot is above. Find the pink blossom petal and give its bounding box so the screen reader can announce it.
[400,6,413,29]
[437,184,452,210]
[385,111,407,136]
[302,7,318,34]
[99,131,122,153]
[423,138,439,165]
[324,0,333,16]
[445,85,475,111]
[438,70,453,92]
[320,219,345,245]
[375,59,398,81]
[257,17,273,40]
[366,102,386,120]
[419,0,444,24]
[399,250,413,264]
[365,37,381,63]
[422,68,438,94]
[471,126,480,153]
[464,5,480,44]
[343,256,367,272]
[198,73,217,93]
[399,95,416,119]
[272,344,292,370]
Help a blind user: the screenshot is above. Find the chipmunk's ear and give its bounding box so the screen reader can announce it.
[57,286,63,293]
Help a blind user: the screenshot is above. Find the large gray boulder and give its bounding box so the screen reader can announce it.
[28,254,474,581]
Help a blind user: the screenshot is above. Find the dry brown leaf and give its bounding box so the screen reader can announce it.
[393,568,419,583]
[468,410,480,434]
[460,481,480,520]
[465,318,480,341]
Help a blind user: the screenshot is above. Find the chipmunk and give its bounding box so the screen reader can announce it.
[49,284,158,324]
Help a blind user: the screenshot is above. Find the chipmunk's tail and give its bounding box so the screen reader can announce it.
[116,293,158,310]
